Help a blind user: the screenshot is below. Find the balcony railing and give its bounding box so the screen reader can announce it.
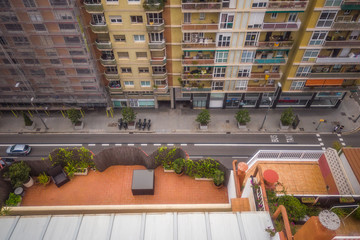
[182,40,216,49]
[181,87,212,92]
[316,56,360,64]
[255,41,293,48]
[143,1,164,11]
[95,40,112,50]
[341,0,360,10]
[324,40,360,47]
[154,85,168,93]
[182,24,218,31]
[149,41,166,49]
[150,57,167,65]
[332,22,360,30]
[254,58,286,64]
[309,72,360,78]
[90,22,108,33]
[262,20,301,30]
[84,1,103,13]
[146,22,165,32]
[182,2,222,11]
[267,1,308,10]
[182,58,215,65]
[100,57,116,66]
[250,72,281,79]
[105,72,120,80]
[182,73,213,80]
[152,72,167,79]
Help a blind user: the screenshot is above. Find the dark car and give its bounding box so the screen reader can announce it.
[0,158,15,169]
[6,144,31,156]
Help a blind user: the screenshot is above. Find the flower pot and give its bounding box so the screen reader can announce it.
[175,170,184,176]
[74,121,84,130]
[25,122,36,130]
[279,121,290,130]
[128,122,136,130]
[237,122,247,129]
[199,124,208,130]
[214,183,223,189]
[74,168,88,176]
[23,176,34,188]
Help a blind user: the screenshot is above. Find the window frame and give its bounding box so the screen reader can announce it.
[140,81,151,87]
[130,16,143,24]
[121,67,132,73]
[133,35,145,42]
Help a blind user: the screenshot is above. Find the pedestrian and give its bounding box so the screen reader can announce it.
[333,125,339,133]
[339,125,344,133]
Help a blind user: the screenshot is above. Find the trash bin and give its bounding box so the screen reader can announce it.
[14,187,25,197]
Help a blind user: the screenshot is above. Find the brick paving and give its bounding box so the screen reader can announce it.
[21,165,228,206]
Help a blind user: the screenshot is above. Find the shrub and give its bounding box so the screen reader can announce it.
[5,193,22,206]
[277,195,307,222]
[280,108,295,126]
[196,109,210,125]
[23,112,33,126]
[155,147,178,170]
[332,141,342,152]
[64,161,77,179]
[235,110,251,125]
[121,107,137,124]
[353,206,360,220]
[331,208,348,218]
[193,158,219,178]
[67,108,82,125]
[172,158,185,174]
[7,161,31,188]
[213,169,224,186]
[37,172,50,186]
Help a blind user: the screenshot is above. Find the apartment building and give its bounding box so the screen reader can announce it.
[285,0,360,108]
[0,0,107,110]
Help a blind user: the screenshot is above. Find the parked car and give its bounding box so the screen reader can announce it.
[6,144,31,156]
[0,158,15,169]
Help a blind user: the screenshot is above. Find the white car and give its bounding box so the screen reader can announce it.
[6,144,31,156]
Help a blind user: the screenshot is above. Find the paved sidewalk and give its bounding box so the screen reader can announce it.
[0,94,359,135]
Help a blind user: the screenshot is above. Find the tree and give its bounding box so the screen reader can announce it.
[280,108,295,126]
[235,110,251,125]
[195,109,210,125]
[22,112,33,126]
[121,107,137,124]
[67,108,82,125]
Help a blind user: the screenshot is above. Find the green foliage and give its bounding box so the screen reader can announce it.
[306,206,322,217]
[188,158,219,178]
[195,109,211,125]
[172,158,185,174]
[67,108,82,125]
[37,172,49,186]
[331,208,348,218]
[332,141,342,152]
[277,195,307,222]
[185,159,195,177]
[213,169,225,186]
[64,161,77,179]
[0,206,11,216]
[121,107,137,124]
[280,108,295,126]
[7,161,31,188]
[5,193,22,206]
[353,206,360,220]
[155,147,178,170]
[22,112,33,126]
[235,110,251,125]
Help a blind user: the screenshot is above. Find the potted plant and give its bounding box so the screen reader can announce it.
[7,161,33,188]
[37,172,50,186]
[121,107,137,130]
[280,108,294,130]
[67,108,84,130]
[5,193,22,206]
[235,109,250,129]
[74,160,89,176]
[64,161,77,179]
[23,112,35,130]
[196,109,210,130]
[213,169,224,188]
[172,158,185,175]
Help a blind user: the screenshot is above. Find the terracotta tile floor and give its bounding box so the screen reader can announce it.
[21,166,228,206]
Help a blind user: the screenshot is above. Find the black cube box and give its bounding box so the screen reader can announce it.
[131,169,154,195]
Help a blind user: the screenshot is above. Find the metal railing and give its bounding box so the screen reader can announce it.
[263,20,301,30]
[182,24,218,31]
[182,2,222,10]
[267,1,308,9]
[182,58,215,65]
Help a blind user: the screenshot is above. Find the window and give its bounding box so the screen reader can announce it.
[220,13,234,29]
[213,67,226,77]
[106,0,118,3]
[28,11,42,22]
[55,69,65,76]
[40,36,52,45]
[72,58,87,63]
[64,36,80,44]
[215,51,228,63]
[0,13,18,22]
[183,33,190,42]
[199,13,205,20]
[128,0,140,3]
[238,67,251,77]
[149,32,163,42]
[217,34,231,47]
[349,31,359,40]
[0,36,7,45]
[252,2,267,8]
[324,0,342,6]
[124,81,134,86]
[30,69,45,77]
[235,80,248,90]
[288,13,297,22]
[69,50,84,56]
[121,67,132,73]
[134,35,145,42]
[153,66,166,74]
[130,16,143,23]
[309,31,328,45]
[106,66,118,74]
[147,13,163,24]
[50,59,60,64]
[114,35,126,42]
[141,81,151,87]
[316,11,337,28]
[271,13,277,19]
[54,11,73,20]
[110,16,122,23]
[302,49,320,62]
[290,81,305,90]
[59,23,75,30]
[118,52,129,59]
[12,36,29,46]
[24,59,39,64]
[23,0,36,7]
[46,50,57,57]
[212,81,224,90]
[344,10,351,15]
[245,32,258,46]
[5,24,22,31]
[241,50,255,63]
[296,66,311,77]
[76,68,91,74]
[50,0,68,6]
[0,0,10,7]
[155,79,167,86]
[136,52,147,58]
[33,24,46,31]
[92,14,105,24]
[184,13,191,23]
[139,67,149,73]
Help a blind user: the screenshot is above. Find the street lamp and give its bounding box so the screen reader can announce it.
[259,97,272,131]
[30,97,49,130]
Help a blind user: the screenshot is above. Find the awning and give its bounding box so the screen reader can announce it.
[306,79,344,86]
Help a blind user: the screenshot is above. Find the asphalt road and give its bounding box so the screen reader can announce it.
[0,133,358,169]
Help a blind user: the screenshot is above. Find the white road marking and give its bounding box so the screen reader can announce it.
[88,144,96,146]
[194,143,321,147]
[128,144,134,146]
[102,144,109,146]
[167,144,174,146]
[339,138,344,141]
[285,135,294,143]
[0,144,83,147]
[141,144,147,146]
[337,134,341,137]
[154,144,161,146]
[316,134,320,137]
[317,138,322,142]
[180,144,187,146]
[270,135,279,143]
[115,144,122,146]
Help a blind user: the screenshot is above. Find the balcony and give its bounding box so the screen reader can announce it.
[90,22,108,33]
[254,58,286,64]
[153,85,168,93]
[149,41,166,50]
[256,41,293,48]
[146,21,165,32]
[150,57,167,65]
[143,1,164,11]
[309,72,360,79]
[324,40,360,47]
[108,81,122,92]
[105,72,120,80]
[152,72,167,79]
[262,20,301,31]
[100,57,116,66]
[341,0,360,10]
[182,39,216,49]
[247,86,276,92]
[332,22,360,30]
[267,1,308,10]
[316,56,360,64]
[84,1,103,13]
[181,87,211,92]
[182,58,215,65]
[182,24,218,32]
[95,40,112,50]
[182,73,213,80]
[250,72,282,79]
[181,1,222,11]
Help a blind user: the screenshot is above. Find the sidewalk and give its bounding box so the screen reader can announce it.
[0,94,359,135]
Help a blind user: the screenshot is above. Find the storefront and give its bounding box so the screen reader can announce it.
[243,93,260,107]
[193,93,207,109]
[277,92,313,108]
[225,93,242,108]
[311,92,345,107]
[209,93,225,108]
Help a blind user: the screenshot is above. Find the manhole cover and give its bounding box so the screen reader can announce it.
[300,128,304,131]
[36,128,41,132]
[226,120,229,123]
[341,112,346,116]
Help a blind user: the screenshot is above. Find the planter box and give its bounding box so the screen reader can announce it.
[195,177,213,181]
[74,168,88,176]
[237,122,247,129]
[74,121,84,130]
[340,197,355,203]
[128,122,136,130]
[301,197,316,204]
[199,124,208,130]
[164,169,175,173]
[25,122,36,130]
[279,122,290,130]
